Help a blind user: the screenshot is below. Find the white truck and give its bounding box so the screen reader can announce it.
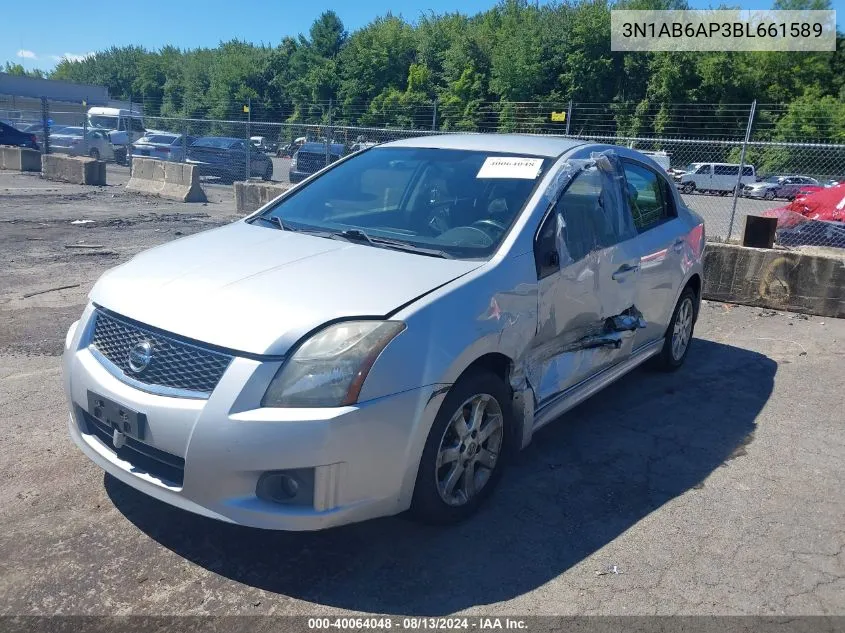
[87,106,146,164]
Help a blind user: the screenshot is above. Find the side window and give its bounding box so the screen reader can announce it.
[130,118,145,132]
[714,165,739,176]
[696,164,711,175]
[118,118,126,131]
[622,161,676,232]
[742,166,754,177]
[231,141,244,150]
[535,166,629,277]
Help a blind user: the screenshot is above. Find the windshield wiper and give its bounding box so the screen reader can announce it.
[335,229,452,259]
[252,215,289,231]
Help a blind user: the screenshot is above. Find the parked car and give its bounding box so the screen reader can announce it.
[186,136,274,182]
[87,107,146,165]
[0,121,39,150]
[130,133,196,163]
[277,136,307,157]
[742,175,819,200]
[49,127,114,161]
[249,136,277,153]
[675,162,756,194]
[289,141,346,183]
[63,135,705,530]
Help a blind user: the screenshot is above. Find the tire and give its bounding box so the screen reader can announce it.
[88,147,100,161]
[410,370,515,525]
[652,287,697,371]
[681,182,695,194]
[262,161,273,181]
[764,190,775,200]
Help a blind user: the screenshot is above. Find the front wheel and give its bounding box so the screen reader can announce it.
[681,182,695,194]
[410,370,514,524]
[652,287,697,371]
[764,190,775,200]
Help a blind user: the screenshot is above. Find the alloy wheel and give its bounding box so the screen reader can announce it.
[435,393,504,507]
[671,297,694,361]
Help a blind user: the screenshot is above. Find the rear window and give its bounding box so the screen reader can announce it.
[191,137,236,149]
[144,135,179,144]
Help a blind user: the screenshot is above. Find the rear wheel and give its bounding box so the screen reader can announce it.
[410,370,513,524]
[652,287,697,371]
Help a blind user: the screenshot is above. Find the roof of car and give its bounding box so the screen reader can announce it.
[380,134,584,158]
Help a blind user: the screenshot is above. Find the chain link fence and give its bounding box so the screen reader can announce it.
[3,94,843,248]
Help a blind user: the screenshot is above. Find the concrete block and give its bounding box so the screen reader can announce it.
[0,145,41,171]
[703,243,845,318]
[41,154,106,185]
[234,181,289,214]
[125,157,206,203]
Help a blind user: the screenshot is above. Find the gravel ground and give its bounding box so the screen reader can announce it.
[0,171,843,617]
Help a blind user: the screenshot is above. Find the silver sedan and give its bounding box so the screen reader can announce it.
[63,135,705,530]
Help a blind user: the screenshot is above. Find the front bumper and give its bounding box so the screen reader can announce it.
[743,188,771,198]
[64,309,443,530]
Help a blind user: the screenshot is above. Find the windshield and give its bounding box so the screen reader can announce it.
[684,163,701,172]
[763,176,782,183]
[258,147,549,259]
[88,115,118,130]
[56,127,84,136]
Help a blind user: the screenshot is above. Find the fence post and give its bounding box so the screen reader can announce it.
[245,97,251,180]
[325,98,333,166]
[432,99,438,131]
[182,98,188,163]
[727,100,757,242]
[565,100,573,136]
[40,97,50,155]
[82,97,89,157]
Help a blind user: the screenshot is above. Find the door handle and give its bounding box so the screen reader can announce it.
[612,263,640,281]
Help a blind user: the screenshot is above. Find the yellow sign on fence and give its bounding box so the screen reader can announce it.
[243,105,250,113]
[550,111,567,122]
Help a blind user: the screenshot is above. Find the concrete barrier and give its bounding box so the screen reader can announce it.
[234,181,289,214]
[41,154,106,185]
[126,157,206,203]
[0,145,41,172]
[703,243,845,318]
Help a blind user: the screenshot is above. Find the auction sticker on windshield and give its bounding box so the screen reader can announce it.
[477,156,543,180]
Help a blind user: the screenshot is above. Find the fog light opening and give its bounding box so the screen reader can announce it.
[256,469,314,506]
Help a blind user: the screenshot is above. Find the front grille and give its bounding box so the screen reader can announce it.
[90,309,232,396]
[80,409,185,486]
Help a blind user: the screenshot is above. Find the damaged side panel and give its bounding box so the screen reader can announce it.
[516,150,645,423]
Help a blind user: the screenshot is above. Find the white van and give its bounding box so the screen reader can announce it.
[87,107,146,164]
[675,162,756,194]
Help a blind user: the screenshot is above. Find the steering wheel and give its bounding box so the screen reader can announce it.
[471,219,507,237]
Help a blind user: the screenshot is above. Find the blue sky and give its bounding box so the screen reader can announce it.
[4,0,842,71]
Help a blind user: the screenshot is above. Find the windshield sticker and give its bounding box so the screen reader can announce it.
[477,157,543,180]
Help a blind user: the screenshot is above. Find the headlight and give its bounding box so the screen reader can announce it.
[262,321,406,408]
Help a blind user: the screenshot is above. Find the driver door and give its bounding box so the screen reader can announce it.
[530,159,641,407]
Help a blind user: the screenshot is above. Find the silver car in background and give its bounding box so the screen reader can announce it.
[50,127,115,161]
[130,133,196,163]
[64,135,705,530]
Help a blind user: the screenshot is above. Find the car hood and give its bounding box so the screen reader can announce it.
[748,182,776,189]
[90,222,482,356]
